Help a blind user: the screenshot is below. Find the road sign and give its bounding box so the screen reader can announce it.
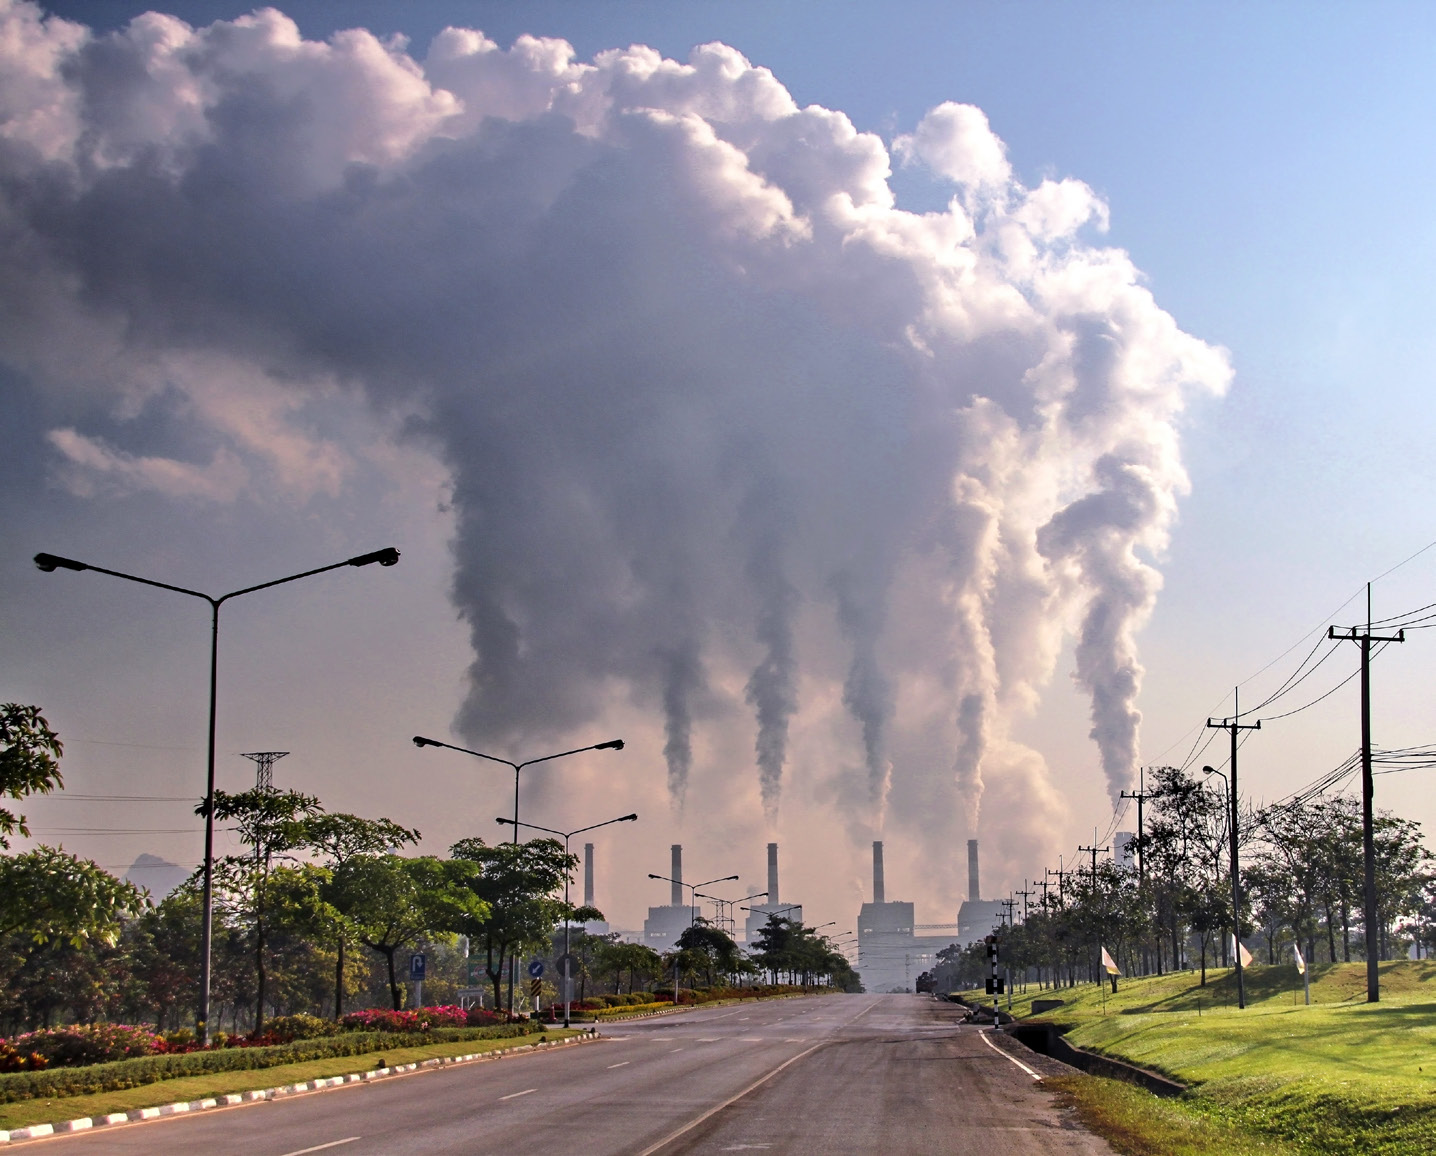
[409,953,426,982]
[467,961,484,985]
[527,960,545,979]
[556,953,579,975]
[529,978,542,1000]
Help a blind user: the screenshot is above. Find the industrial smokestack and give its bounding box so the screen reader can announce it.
[671,844,683,907]
[584,842,595,908]
[872,840,885,905]
[767,842,780,906]
[968,839,980,901]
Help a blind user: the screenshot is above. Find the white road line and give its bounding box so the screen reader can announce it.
[978,1029,1041,1081]
[499,1088,538,1100]
[277,1139,360,1156]
[697,1037,721,1042]
[635,1042,825,1156]
[670,1047,684,1052]
[607,1061,631,1069]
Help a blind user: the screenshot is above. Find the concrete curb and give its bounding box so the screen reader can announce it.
[0,1032,600,1145]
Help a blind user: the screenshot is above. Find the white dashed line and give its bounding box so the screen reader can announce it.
[607,1062,630,1069]
[500,1088,538,1100]
[278,1140,360,1156]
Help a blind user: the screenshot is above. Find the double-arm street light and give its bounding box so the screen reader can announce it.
[1202,763,1245,1010]
[34,547,401,1043]
[496,813,637,1027]
[695,889,767,938]
[648,871,739,927]
[412,735,624,1011]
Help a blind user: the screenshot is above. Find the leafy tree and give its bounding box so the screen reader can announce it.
[302,813,420,1016]
[450,838,576,1012]
[676,920,742,987]
[201,787,323,1032]
[0,704,64,848]
[326,854,485,1010]
[595,938,662,995]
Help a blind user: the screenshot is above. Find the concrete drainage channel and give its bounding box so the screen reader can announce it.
[0,1031,602,1145]
[1003,1022,1186,1098]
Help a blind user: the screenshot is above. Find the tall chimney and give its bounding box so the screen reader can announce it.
[968,839,980,901]
[767,842,780,906]
[584,842,595,908]
[671,844,683,907]
[872,840,885,905]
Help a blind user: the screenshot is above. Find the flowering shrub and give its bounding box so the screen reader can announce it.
[0,1041,47,1072]
[340,1005,489,1033]
[11,1024,162,1067]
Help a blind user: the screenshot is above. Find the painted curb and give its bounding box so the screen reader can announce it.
[0,1032,600,1145]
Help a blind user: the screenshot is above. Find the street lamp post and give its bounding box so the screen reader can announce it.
[34,547,400,1044]
[412,735,624,1012]
[1203,763,1245,1009]
[495,812,637,1028]
[648,870,737,1004]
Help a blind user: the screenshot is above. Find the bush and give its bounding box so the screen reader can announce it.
[0,1042,46,1073]
[0,1022,544,1104]
[265,1015,341,1042]
[12,1024,162,1067]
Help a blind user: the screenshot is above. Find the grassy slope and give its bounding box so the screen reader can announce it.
[0,1030,584,1133]
[985,961,1436,1155]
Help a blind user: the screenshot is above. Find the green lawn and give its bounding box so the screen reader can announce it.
[0,1030,584,1133]
[980,961,1436,1155]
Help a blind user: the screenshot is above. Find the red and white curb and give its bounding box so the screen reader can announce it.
[0,1032,599,1145]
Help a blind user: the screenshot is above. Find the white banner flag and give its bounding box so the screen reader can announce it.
[1101,946,1121,976]
[1293,943,1306,975]
[1233,935,1253,967]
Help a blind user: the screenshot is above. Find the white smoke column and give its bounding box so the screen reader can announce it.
[0,5,1232,874]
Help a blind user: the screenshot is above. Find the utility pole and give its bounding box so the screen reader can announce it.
[1330,583,1406,1004]
[1077,844,1108,985]
[1046,864,1065,905]
[1206,688,1260,1010]
[1121,768,1150,974]
[1016,883,1034,923]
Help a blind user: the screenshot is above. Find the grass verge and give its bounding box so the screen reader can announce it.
[0,1029,583,1133]
[1046,1074,1301,1156]
[971,961,1436,1155]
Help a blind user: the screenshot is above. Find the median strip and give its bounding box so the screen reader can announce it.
[0,1033,598,1145]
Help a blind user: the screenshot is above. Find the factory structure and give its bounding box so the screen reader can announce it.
[858,838,1005,993]
[642,842,804,948]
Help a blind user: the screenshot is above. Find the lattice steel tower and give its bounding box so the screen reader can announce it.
[239,751,288,790]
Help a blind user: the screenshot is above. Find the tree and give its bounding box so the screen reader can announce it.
[0,704,65,848]
[450,838,576,1012]
[200,787,323,1033]
[302,813,420,1016]
[676,920,742,987]
[326,854,485,1010]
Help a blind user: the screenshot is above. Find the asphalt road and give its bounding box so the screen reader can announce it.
[27,995,1115,1154]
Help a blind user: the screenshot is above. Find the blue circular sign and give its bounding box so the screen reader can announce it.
[527,960,545,979]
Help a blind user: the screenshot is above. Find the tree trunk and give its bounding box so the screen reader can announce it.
[1340,899,1351,962]
[334,938,345,1020]
[385,947,401,1011]
[255,916,267,1035]
[1325,899,1337,963]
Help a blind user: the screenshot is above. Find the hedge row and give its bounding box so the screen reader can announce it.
[0,1022,543,1104]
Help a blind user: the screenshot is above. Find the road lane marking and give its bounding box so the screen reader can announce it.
[500,1088,538,1100]
[978,1029,1041,1081]
[739,1037,763,1042]
[635,1042,825,1156]
[670,1047,684,1052]
[697,1037,721,1042]
[607,1061,630,1069]
[278,1140,360,1156]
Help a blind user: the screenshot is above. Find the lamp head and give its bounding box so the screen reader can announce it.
[620,813,638,822]
[413,736,439,748]
[1201,765,1217,776]
[348,547,401,567]
[34,553,87,573]
[595,739,624,751]
[496,817,514,826]
[647,874,661,880]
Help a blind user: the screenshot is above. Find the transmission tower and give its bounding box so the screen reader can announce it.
[240,751,288,790]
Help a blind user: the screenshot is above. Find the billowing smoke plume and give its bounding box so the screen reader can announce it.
[0,4,1230,865]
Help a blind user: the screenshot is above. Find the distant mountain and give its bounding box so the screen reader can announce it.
[124,853,191,899]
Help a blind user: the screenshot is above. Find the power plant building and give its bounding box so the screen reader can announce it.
[744,843,803,943]
[955,838,1005,947]
[856,841,953,992]
[643,844,695,947]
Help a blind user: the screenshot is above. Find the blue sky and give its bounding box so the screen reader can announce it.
[9,1,1436,928]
